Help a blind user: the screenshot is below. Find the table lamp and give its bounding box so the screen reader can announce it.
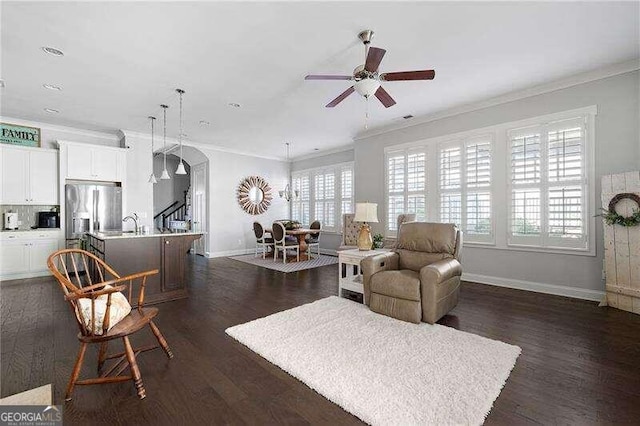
[354,202,379,251]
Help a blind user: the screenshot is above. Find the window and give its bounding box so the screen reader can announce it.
[385,148,427,233]
[314,171,336,228]
[291,162,354,231]
[508,117,587,249]
[438,137,493,243]
[341,166,353,226]
[383,106,595,254]
[291,174,310,225]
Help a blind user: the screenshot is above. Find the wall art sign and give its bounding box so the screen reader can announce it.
[0,122,41,147]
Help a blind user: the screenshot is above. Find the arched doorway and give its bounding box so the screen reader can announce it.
[152,145,209,256]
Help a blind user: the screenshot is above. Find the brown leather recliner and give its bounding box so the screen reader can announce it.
[361,222,463,324]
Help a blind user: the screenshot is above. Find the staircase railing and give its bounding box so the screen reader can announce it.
[163,203,186,229]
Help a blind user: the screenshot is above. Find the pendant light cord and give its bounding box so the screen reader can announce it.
[162,105,168,170]
[178,89,184,163]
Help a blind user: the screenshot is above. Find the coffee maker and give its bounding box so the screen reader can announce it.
[4,212,18,230]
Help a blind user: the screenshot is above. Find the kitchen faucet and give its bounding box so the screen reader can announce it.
[122,213,139,234]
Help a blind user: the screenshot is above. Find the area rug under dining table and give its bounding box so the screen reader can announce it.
[226,296,521,425]
[229,253,338,273]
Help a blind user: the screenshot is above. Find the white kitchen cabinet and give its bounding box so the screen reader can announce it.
[0,240,30,275]
[0,231,61,279]
[29,239,59,273]
[0,145,58,205]
[65,142,126,182]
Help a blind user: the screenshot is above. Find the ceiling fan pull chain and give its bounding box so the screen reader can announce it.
[364,96,369,130]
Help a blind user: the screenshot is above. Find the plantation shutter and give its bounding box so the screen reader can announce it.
[292,173,310,225]
[340,166,354,226]
[546,118,586,245]
[387,152,406,232]
[465,139,492,237]
[439,145,462,226]
[508,117,587,249]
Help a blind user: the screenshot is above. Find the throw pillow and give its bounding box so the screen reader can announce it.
[76,285,132,335]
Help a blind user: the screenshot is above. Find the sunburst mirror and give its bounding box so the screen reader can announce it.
[237,176,273,215]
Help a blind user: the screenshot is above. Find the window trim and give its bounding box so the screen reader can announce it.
[382,105,597,256]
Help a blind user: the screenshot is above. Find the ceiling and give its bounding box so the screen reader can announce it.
[1,1,638,159]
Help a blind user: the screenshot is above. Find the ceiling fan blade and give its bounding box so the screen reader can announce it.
[364,47,386,73]
[305,75,353,80]
[326,86,355,108]
[380,70,435,81]
[374,86,396,108]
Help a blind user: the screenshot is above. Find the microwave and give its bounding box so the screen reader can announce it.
[38,211,60,228]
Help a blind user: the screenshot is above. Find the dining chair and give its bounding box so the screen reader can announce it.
[253,222,273,259]
[306,220,322,258]
[47,249,174,401]
[272,221,299,263]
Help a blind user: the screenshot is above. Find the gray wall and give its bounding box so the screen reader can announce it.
[354,71,639,294]
[291,149,354,172]
[153,155,191,215]
[291,148,355,253]
[204,149,290,256]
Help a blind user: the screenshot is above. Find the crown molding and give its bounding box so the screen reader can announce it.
[290,144,354,162]
[0,115,120,142]
[354,58,640,141]
[118,129,285,162]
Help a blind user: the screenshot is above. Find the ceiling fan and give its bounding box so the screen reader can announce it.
[305,30,435,108]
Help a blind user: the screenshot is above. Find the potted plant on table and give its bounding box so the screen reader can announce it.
[372,233,385,249]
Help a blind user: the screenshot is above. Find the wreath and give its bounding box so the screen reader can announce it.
[599,193,640,227]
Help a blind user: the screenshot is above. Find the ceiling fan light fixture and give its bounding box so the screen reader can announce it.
[354,79,380,98]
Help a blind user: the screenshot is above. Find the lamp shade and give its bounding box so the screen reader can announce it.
[354,202,379,223]
[175,161,187,175]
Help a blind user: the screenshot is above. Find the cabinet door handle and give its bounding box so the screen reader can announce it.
[165,240,170,245]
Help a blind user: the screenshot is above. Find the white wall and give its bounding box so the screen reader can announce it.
[353,71,640,299]
[202,148,289,257]
[120,131,154,230]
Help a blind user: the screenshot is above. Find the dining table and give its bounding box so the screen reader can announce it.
[264,227,320,262]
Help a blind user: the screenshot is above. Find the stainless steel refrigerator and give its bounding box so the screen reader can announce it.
[65,182,123,251]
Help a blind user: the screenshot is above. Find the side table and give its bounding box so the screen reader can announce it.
[338,248,391,303]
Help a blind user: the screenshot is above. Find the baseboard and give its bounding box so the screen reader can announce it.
[207,248,254,258]
[462,272,605,302]
[319,248,338,257]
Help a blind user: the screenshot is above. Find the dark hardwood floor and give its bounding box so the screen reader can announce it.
[2,255,640,425]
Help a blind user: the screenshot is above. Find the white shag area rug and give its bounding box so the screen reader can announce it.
[229,253,337,272]
[226,296,521,425]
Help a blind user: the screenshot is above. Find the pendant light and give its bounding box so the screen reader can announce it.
[175,88,187,175]
[278,143,299,202]
[160,104,171,180]
[147,116,158,184]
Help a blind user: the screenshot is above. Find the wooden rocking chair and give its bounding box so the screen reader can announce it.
[47,249,174,401]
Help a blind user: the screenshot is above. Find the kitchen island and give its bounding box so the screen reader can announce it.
[86,231,203,305]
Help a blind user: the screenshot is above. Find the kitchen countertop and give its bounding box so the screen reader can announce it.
[87,230,204,240]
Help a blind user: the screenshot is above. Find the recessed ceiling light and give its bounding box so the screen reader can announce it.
[199,120,210,126]
[43,83,62,91]
[228,103,241,108]
[44,108,59,114]
[42,46,64,57]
